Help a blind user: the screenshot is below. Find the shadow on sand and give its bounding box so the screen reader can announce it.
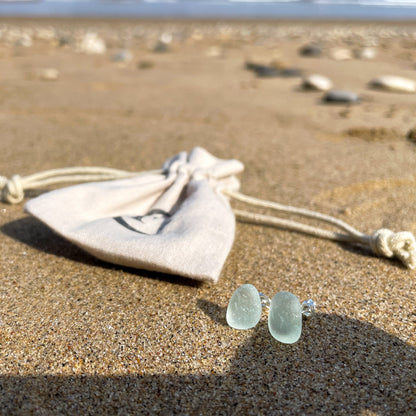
[1,217,202,287]
[0,312,414,415]
[1,218,415,414]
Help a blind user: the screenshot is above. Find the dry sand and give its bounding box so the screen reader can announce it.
[0,18,415,415]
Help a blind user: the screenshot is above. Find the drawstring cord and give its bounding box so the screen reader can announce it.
[1,168,415,269]
[0,167,161,204]
[224,190,416,270]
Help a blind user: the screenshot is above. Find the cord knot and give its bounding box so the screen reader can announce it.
[1,175,24,204]
[370,228,416,269]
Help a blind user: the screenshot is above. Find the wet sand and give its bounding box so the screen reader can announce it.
[0,18,415,415]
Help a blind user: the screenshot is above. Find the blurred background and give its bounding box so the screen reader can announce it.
[2,0,416,20]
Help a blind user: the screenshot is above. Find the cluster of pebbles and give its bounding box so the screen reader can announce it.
[300,43,415,102]
[305,73,415,104]
[0,22,176,80]
[247,41,415,105]
[3,20,416,50]
[1,21,416,98]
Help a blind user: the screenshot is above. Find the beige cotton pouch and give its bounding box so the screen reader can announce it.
[2,146,415,283]
[23,147,243,283]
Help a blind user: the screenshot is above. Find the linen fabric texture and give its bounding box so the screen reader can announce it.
[25,148,244,283]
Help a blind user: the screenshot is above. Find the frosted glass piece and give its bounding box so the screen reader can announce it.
[226,284,262,330]
[268,291,302,344]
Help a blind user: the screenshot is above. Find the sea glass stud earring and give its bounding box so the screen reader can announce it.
[226,284,316,344]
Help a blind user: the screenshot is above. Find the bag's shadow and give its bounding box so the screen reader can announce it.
[1,217,100,266]
[1,217,201,287]
[1,219,415,413]
[0,311,414,415]
[2,217,404,292]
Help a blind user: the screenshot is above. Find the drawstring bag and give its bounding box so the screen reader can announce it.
[1,147,415,283]
[21,148,243,283]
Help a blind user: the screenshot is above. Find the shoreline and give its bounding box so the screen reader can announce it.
[2,1,416,21]
[3,15,416,24]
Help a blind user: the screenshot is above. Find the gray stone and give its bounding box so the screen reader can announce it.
[407,128,416,144]
[245,62,280,77]
[246,62,302,78]
[153,40,170,53]
[323,89,360,104]
[111,49,133,63]
[299,44,322,57]
[280,68,303,78]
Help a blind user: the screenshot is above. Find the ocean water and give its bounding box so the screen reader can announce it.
[1,0,416,19]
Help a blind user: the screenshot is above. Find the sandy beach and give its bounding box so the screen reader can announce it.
[0,17,415,414]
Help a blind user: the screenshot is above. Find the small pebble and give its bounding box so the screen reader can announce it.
[302,74,333,91]
[160,33,172,44]
[34,28,56,42]
[111,49,133,63]
[206,46,223,58]
[153,40,170,53]
[323,89,360,104]
[369,75,415,93]
[137,60,154,69]
[59,35,72,47]
[299,44,322,57]
[15,34,32,48]
[269,59,290,70]
[406,128,416,144]
[330,48,352,61]
[78,33,106,55]
[39,68,59,81]
[354,47,376,60]
[245,62,301,78]
[246,62,280,77]
[280,68,303,77]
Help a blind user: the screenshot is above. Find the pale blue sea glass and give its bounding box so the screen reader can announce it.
[268,291,302,344]
[226,284,262,330]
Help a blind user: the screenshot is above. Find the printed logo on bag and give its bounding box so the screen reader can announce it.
[114,210,170,235]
